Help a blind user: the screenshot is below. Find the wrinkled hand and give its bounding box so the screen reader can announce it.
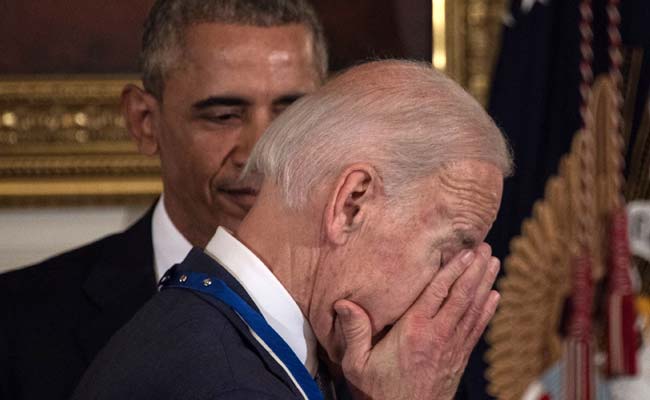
[334,243,500,400]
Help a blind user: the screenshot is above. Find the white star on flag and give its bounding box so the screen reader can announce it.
[503,0,550,27]
[521,0,549,14]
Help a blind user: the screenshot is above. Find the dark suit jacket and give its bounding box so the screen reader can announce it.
[0,208,157,400]
[72,248,305,400]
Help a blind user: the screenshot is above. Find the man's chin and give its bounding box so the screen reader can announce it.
[205,199,246,232]
[210,212,244,233]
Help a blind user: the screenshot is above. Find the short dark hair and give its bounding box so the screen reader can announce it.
[141,0,328,98]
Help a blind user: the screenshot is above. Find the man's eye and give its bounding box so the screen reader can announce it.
[272,104,291,116]
[197,112,244,127]
[202,113,241,123]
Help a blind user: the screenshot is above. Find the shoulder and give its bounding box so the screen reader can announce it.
[0,210,155,334]
[0,229,130,298]
[74,289,299,399]
[0,210,156,399]
[0,210,153,298]
[194,388,292,400]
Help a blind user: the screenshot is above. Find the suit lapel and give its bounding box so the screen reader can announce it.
[77,206,157,363]
[173,248,304,397]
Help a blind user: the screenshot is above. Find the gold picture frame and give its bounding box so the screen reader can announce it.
[432,0,507,105]
[0,0,505,206]
[0,75,161,206]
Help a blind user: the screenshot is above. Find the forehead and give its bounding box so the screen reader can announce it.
[419,160,503,243]
[163,22,319,100]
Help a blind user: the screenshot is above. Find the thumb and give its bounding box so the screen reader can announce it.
[334,299,372,371]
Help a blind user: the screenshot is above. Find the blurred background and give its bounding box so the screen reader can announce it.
[0,0,461,271]
[1,1,649,398]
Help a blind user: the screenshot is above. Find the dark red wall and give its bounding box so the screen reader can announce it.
[0,1,154,73]
[0,0,430,74]
[312,0,431,71]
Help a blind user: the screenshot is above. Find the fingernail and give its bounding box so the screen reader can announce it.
[490,291,501,306]
[461,249,475,264]
[479,243,491,257]
[335,305,350,319]
[489,258,500,274]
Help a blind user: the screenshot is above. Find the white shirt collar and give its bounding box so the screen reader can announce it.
[152,195,193,281]
[205,227,318,376]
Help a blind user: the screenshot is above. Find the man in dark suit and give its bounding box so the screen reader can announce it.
[73,60,513,400]
[0,1,327,399]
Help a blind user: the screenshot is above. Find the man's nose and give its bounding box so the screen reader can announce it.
[231,114,270,168]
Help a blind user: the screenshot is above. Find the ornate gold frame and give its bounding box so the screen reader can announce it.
[0,75,161,206]
[432,0,507,105]
[0,0,504,206]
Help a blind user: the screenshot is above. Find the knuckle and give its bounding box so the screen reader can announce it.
[403,322,429,348]
[467,301,484,318]
[344,322,367,339]
[430,282,450,301]
[471,315,492,339]
[446,298,469,318]
[453,281,474,300]
[430,334,448,350]
[341,356,364,378]
[477,308,495,328]
[431,324,454,344]
[450,358,467,377]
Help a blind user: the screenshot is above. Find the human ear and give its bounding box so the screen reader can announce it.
[121,84,160,156]
[325,164,381,245]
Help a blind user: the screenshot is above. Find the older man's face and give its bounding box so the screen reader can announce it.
[320,160,503,361]
[155,23,320,245]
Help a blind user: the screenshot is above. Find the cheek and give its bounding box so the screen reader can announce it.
[387,264,433,312]
[181,128,240,181]
[159,134,234,200]
[191,135,231,170]
[362,249,434,329]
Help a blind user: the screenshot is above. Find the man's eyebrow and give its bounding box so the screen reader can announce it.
[192,96,250,110]
[454,230,477,249]
[190,93,307,110]
[272,93,307,105]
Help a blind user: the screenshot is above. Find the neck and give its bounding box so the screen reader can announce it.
[162,194,214,248]
[235,186,320,318]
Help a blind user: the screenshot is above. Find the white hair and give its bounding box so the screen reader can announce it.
[245,60,513,209]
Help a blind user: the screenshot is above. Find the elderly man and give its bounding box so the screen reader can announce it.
[0,1,326,399]
[73,60,512,400]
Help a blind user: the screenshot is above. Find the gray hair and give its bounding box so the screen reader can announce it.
[141,0,328,99]
[245,60,513,209]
